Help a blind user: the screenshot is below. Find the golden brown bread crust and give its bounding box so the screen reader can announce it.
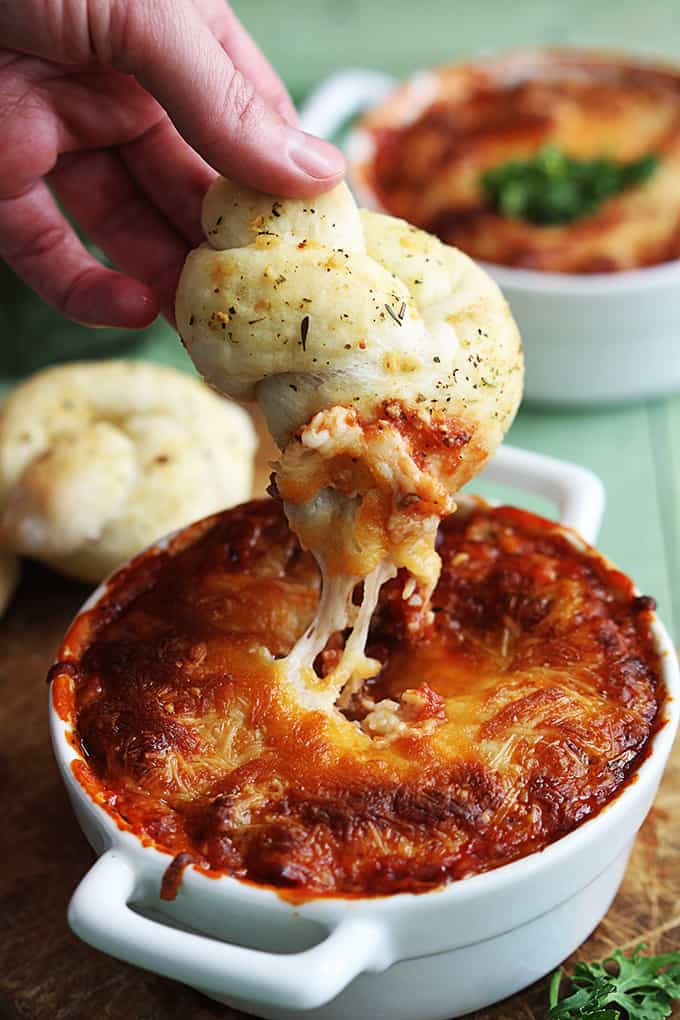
[51,499,662,898]
[354,50,680,272]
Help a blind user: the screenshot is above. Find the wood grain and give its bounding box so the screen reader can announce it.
[1,425,678,1019]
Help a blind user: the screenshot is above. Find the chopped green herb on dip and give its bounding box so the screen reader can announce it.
[481,146,660,226]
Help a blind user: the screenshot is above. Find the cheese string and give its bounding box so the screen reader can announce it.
[284,556,397,709]
[174,177,523,716]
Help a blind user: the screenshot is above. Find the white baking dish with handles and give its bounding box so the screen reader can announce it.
[51,444,677,1020]
[300,68,680,407]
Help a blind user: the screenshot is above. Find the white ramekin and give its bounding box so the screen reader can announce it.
[298,67,680,407]
[469,260,680,406]
[50,445,678,1019]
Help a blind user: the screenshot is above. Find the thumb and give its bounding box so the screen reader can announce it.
[108,0,344,197]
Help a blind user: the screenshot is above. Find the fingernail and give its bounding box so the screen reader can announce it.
[287,133,345,180]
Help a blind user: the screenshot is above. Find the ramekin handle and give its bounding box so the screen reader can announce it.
[483,445,606,544]
[298,69,397,138]
[69,851,391,1011]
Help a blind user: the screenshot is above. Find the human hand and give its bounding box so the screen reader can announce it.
[0,0,344,327]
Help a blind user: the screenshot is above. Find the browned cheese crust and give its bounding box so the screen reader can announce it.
[358,51,680,272]
[52,499,663,898]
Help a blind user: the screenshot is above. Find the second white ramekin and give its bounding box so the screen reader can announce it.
[299,67,680,406]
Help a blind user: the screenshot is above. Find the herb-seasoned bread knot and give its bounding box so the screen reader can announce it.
[176,179,523,452]
[176,179,523,698]
[0,361,257,583]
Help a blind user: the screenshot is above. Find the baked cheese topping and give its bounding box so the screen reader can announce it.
[175,179,523,701]
[54,500,663,898]
[353,50,680,272]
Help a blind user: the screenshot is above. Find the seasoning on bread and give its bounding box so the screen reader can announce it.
[176,178,522,705]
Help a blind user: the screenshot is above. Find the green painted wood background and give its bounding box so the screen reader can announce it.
[2,0,679,633]
[231,0,680,104]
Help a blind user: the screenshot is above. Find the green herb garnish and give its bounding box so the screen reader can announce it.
[481,146,660,225]
[549,945,680,1020]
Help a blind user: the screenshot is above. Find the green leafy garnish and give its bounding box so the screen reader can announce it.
[481,146,660,225]
[549,945,680,1020]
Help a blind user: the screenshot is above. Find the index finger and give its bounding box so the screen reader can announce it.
[191,0,298,123]
[107,0,344,197]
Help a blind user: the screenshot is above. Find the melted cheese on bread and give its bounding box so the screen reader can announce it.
[176,179,522,703]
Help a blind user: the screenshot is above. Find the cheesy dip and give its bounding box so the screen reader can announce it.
[353,50,680,272]
[51,499,663,898]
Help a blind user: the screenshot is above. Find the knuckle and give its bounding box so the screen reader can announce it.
[2,221,71,264]
[222,67,259,132]
[100,0,178,70]
[92,0,140,66]
[60,265,100,318]
[0,75,53,192]
[84,0,116,61]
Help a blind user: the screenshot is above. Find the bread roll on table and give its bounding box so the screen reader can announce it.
[0,360,257,584]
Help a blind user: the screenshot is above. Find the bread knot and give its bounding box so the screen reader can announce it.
[176,178,523,703]
[176,178,522,450]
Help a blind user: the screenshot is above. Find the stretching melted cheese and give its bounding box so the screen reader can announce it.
[176,178,522,706]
